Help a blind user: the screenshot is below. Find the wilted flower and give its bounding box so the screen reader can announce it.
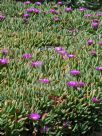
[92,97,98,103]
[22,53,32,59]
[35,2,41,6]
[87,39,93,45]
[66,81,78,88]
[53,17,60,22]
[23,18,28,24]
[70,70,80,76]
[38,78,50,84]
[98,41,102,46]
[79,7,86,12]
[31,61,42,67]
[63,121,68,127]
[0,15,5,21]
[0,58,8,65]
[28,113,41,121]
[40,126,49,133]
[96,67,102,71]
[1,49,8,55]
[49,9,58,14]
[65,7,72,12]
[90,50,96,56]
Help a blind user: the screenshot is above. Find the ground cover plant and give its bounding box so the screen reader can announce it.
[0,0,102,136]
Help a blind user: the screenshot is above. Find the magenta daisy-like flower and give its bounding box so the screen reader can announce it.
[31,61,42,67]
[26,8,35,13]
[70,70,80,76]
[55,47,63,52]
[38,78,49,84]
[91,21,99,29]
[22,53,32,59]
[96,67,102,71]
[24,1,31,4]
[87,39,93,45]
[92,97,98,103]
[57,1,63,5]
[65,7,72,12]
[66,81,78,88]
[28,113,41,121]
[79,7,86,12]
[0,58,8,65]
[67,54,75,58]
[96,13,102,17]
[35,2,41,6]
[33,9,40,14]
[98,41,102,46]
[22,13,30,18]
[49,9,58,14]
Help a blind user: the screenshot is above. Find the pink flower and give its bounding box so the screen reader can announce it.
[24,1,31,4]
[87,39,93,45]
[0,15,5,21]
[67,54,75,58]
[79,7,86,12]
[91,21,99,29]
[55,47,68,57]
[35,2,41,6]
[55,47,63,53]
[57,1,63,5]
[22,53,32,59]
[0,58,8,66]
[99,41,102,46]
[92,97,98,103]
[38,78,50,84]
[65,7,72,12]
[70,70,80,76]
[49,9,58,14]
[66,81,85,88]
[31,61,42,67]
[96,67,102,71]
[66,81,78,88]
[22,13,30,18]
[28,113,41,121]
[96,13,102,17]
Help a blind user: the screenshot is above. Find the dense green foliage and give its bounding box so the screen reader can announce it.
[0,1,102,136]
